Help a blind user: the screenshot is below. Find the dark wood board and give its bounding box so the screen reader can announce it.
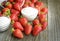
[0,0,60,41]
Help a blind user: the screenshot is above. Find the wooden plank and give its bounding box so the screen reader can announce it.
[0,0,48,41]
[48,0,60,41]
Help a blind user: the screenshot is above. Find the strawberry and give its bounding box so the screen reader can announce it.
[5,2,12,9]
[29,3,34,7]
[23,3,29,8]
[0,12,2,16]
[8,0,14,2]
[11,9,19,16]
[10,14,18,21]
[24,23,32,35]
[42,21,48,31]
[32,24,42,36]
[35,6,40,14]
[15,0,23,3]
[19,17,28,26]
[38,14,46,23]
[15,0,25,7]
[35,1,43,8]
[41,8,48,15]
[13,22,24,31]
[2,8,9,13]
[25,0,30,2]
[13,3,20,11]
[13,29,23,39]
[31,0,38,3]
[33,19,40,25]
[2,8,11,16]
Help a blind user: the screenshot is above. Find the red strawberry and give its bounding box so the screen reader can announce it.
[13,3,20,11]
[10,14,18,21]
[15,0,25,7]
[24,23,32,35]
[13,29,23,39]
[23,3,29,8]
[33,19,40,25]
[41,8,48,14]
[19,17,28,26]
[11,9,19,16]
[0,12,2,16]
[5,2,12,9]
[35,1,43,7]
[38,14,46,23]
[2,8,9,13]
[13,22,24,31]
[31,0,38,3]
[42,21,48,31]
[29,3,34,7]
[32,24,42,36]
[8,0,14,2]
[25,0,30,2]
[15,0,23,3]
[35,6,40,14]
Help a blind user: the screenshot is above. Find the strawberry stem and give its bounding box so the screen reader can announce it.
[11,28,15,33]
[11,20,15,24]
[6,2,10,6]
[20,16,23,18]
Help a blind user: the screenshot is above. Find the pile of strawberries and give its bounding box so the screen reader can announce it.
[0,0,48,39]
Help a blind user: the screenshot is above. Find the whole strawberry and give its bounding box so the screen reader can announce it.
[5,2,12,9]
[2,8,9,13]
[10,14,18,21]
[42,21,48,31]
[19,17,28,26]
[11,9,19,16]
[29,3,34,7]
[8,0,14,2]
[32,24,42,36]
[0,12,2,16]
[13,3,20,11]
[35,1,44,7]
[13,22,24,31]
[41,8,48,15]
[38,14,46,23]
[31,0,38,3]
[33,19,40,25]
[24,23,32,35]
[13,29,23,39]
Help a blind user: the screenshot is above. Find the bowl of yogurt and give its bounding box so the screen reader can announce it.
[21,7,38,21]
[0,16,11,32]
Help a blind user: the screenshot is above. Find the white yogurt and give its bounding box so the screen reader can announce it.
[0,16,11,32]
[21,7,38,21]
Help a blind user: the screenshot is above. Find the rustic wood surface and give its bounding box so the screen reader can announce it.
[0,0,60,41]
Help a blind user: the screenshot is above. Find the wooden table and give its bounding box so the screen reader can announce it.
[0,0,60,41]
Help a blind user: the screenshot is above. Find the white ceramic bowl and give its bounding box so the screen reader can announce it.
[21,7,38,21]
[0,16,11,32]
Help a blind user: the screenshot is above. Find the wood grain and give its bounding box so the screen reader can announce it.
[0,0,60,41]
[48,0,60,41]
[1,0,48,41]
